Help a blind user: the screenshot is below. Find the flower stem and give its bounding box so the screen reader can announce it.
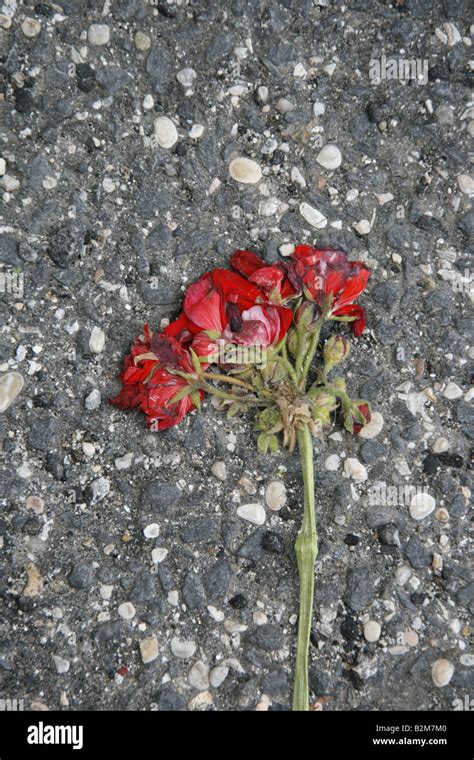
[200,371,256,392]
[299,324,322,391]
[270,354,298,388]
[293,423,318,711]
[199,381,268,405]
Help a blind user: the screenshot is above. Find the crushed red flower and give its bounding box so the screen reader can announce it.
[289,245,370,335]
[110,328,201,430]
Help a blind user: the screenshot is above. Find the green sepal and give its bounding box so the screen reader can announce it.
[287,328,299,358]
[190,391,202,411]
[169,384,195,405]
[255,405,282,432]
[189,349,202,375]
[257,432,279,454]
[226,401,247,418]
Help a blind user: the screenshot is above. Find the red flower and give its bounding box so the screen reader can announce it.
[165,267,293,364]
[230,249,298,303]
[110,327,200,430]
[289,246,370,335]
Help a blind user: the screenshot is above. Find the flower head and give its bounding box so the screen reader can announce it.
[230,249,298,303]
[110,326,200,430]
[166,267,293,366]
[289,245,370,335]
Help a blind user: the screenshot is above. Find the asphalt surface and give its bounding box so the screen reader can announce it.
[0,0,473,711]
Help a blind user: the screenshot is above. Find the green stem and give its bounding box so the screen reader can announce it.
[299,324,322,391]
[198,381,257,404]
[294,326,307,378]
[293,423,318,712]
[270,354,298,388]
[201,371,256,392]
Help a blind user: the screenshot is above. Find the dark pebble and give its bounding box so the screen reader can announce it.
[229,593,247,609]
[261,531,285,554]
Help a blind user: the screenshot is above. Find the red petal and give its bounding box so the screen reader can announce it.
[248,266,284,290]
[333,304,366,336]
[164,312,198,340]
[335,265,370,309]
[184,274,224,332]
[230,249,266,277]
[211,269,263,307]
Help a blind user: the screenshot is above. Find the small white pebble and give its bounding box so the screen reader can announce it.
[364,620,381,642]
[316,144,342,171]
[280,243,295,257]
[22,18,42,37]
[154,117,178,149]
[118,602,136,620]
[409,492,435,521]
[324,454,340,471]
[88,24,110,46]
[432,659,454,687]
[143,523,160,539]
[151,547,168,564]
[265,481,287,511]
[229,157,262,184]
[189,124,204,139]
[211,461,227,481]
[89,326,105,354]
[443,381,463,400]
[140,635,158,664]
[344,458,368,482]
[237,503,266,525]
[134,31,151,51]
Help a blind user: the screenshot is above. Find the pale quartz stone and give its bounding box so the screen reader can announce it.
[228,157,262,184]
[363,620,381,642]
[409,492,435,520]
[88,24,110,46]
[299,202,327,229]
[154,117,178,149]
[140,635,158,664]
[358,411,384,439]
[431,659,454,687]
[237,503,266,525]
[316,144,342,170]
[265,481,287,510]
[89,326,105,354]
[0,371,24,412]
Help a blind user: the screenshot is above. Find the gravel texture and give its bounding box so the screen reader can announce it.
[1,0,473,712]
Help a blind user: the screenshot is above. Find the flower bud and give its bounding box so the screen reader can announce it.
[287,327,299,358]
[352,402,371,434]
[323,335,350,371]
[342,400,371,434]
[309,388,337,427]
[295,301,319,331]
